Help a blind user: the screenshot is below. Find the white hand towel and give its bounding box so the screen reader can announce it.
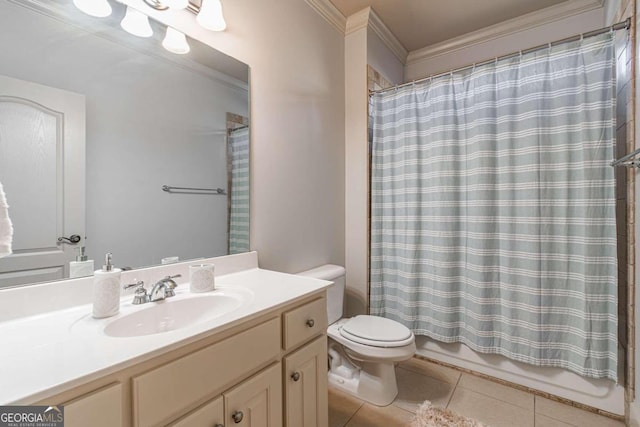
[0,181,14,258]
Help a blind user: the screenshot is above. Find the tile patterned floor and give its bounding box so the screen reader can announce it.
[328,358,625,427]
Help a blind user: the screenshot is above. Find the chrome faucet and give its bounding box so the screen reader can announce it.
[123,274,181,304]
[149,274,181,302]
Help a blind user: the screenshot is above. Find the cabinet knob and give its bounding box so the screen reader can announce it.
[306,318,315,328]
[291,371,301,381]
[214,424,224,427]
[232,411,244,423]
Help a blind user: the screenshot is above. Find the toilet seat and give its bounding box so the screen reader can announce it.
[339,315,414,348]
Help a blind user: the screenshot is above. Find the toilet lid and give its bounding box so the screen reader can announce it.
[339,315,414,348]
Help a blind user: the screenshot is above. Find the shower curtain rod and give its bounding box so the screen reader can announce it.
[228,125,249,133]
[369,18,631,96]
[612,146,640,168]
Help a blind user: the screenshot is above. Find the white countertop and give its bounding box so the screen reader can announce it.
[0,267,331,404]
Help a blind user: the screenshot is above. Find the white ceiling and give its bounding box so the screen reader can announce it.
[328,0,569,52]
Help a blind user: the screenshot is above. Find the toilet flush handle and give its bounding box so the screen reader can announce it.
[306,318,315,328]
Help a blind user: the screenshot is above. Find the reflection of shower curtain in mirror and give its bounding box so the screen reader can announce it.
[228,127,250,254]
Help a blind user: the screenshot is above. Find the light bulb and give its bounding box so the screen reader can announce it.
[72,0,112,18]
[120,7,153,38]
[163,27,190,54]
[163,0,189,9]
[197,0,226,32]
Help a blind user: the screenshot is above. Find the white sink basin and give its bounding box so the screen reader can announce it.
[102,289,251,338]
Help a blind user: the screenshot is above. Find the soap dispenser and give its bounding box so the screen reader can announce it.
[92,253,122,318]
[69,246,94,278]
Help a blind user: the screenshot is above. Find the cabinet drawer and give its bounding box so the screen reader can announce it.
[168,396,223,427]
[283,298,327,351]
[133,317,280,427]
[64,383,122,427]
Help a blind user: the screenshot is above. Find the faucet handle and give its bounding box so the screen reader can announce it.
[124,281,149,305]
[124,280,145,290]
[163,274,181,287]
[163,275,181,297]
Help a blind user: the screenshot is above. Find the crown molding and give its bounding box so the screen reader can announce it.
[345,6,370,34]
[369,8,408,64]
[304,0,346,34]
[304,0,408,63]
[407,0,605,65]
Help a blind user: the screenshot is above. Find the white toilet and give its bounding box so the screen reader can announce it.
[298,264,416,406]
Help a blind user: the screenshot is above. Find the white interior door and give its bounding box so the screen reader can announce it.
[0,74,85,288]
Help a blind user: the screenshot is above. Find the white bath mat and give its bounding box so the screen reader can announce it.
[409,400,488,427]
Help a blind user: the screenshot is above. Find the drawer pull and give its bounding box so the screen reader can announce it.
[232,411,244,423]
[306,319,315,328]
[291,371,301,382]
[214,424,224,427]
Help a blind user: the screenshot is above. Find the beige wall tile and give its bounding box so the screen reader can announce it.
[448,388,534,427]
[345,403,414,427]
[399,358,462,384]
[393,367,457,413]
[535,397,624,427]
[457,373,534,411]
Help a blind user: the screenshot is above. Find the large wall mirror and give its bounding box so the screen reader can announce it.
[0,0,250,288]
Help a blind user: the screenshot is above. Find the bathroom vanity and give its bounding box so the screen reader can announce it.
[0,252,330,427]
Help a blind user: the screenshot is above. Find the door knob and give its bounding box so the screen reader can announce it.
[57,234,81,244]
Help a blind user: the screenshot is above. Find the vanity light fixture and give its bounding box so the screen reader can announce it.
[142,0,228,32]
[162,27,191,54]
[197,0,227,31]
[72,0,112,18]
[121,6,154,38]
[162,0,190,10]
[142,0,168,10]
[143,0,189,11]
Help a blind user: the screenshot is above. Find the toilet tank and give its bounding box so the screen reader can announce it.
[297,264,345,324]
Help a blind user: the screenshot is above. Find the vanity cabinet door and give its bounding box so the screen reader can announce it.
[224,362,282,427]
[133,317,280,427]
[284,336,328,427]
[169,396,223,427]
[64,383,122,427]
